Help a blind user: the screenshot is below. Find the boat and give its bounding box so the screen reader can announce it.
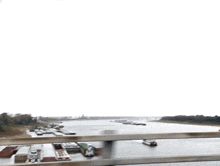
[142,139,157,146]
[113,119,127,123]
[59,129,76,135]
[122,121,133,125]
[64,131,76,135]
[14,146,30,163]
[35,129,44,136]
[54,125,64,129]
[28,150,38,163]
[84,145,95,157]
[62,143,80,153]
[41,144,56,162]
[28,144,42,163]
[131,121,146,126]
[53,143,70,161]
[135,122,146,126]
[44,129,54,134]
[0,146,18,158]
[77,143,95,157]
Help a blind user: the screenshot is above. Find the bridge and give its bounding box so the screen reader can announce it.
[1,131,220,166]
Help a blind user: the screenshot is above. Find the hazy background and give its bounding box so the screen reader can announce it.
[0,0,220,117]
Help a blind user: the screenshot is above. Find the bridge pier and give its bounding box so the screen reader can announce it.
[102,130,116,166]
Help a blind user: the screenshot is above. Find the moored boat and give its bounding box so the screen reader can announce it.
[122,121,133,125]
[0,146,18,158]
[28,150,38,163]
[135,122,146,126]
[35,129,44,136]
[62,143,80,153]
[28,144,42,163]
[58,129,76,135]
[77,143,95,157]
[41,144,56,162]
[14,146,30,163]
[54,125,64,130]
[53,143,70,161]
[142,139,157,146]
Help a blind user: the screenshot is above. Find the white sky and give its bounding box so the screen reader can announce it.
[0,0,220,117]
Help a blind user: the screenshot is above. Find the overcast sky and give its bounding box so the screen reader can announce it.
[0,0,220,117]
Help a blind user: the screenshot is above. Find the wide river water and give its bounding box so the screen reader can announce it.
[62,119,220,166]
[1,119,220,166]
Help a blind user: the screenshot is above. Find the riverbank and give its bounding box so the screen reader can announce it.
[0,125,31,139]
[0,120,59,139]
[152,120,220,127]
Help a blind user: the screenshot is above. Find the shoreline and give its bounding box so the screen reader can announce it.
[2,119,220,139]
[151,120,220,127]
[0,125,32,139]
[0,121,53,139]
[0,120,59,139]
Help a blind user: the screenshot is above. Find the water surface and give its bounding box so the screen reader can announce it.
[1,119,220,166]
[62,120,220,166]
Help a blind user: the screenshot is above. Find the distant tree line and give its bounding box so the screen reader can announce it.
[38,116,72,121]
[74,116,149,120]
[161,115,220,124]
[0,113,37,132]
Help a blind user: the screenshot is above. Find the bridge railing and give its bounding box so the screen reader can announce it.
[1,131,220,166]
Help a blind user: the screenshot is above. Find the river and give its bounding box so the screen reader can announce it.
[62,119,220,166]
[1,119,220,165]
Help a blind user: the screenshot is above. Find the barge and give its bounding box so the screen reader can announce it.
[77,143,95,157]
[14,146,30,163]
[41,144,56,162]
[132,122,146,126]
[58,129,76,135]
[122,121,133,125]
[62,143,80,153]
[53,143,70,161]
[35,129,44,136]
[0,146,18,158]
